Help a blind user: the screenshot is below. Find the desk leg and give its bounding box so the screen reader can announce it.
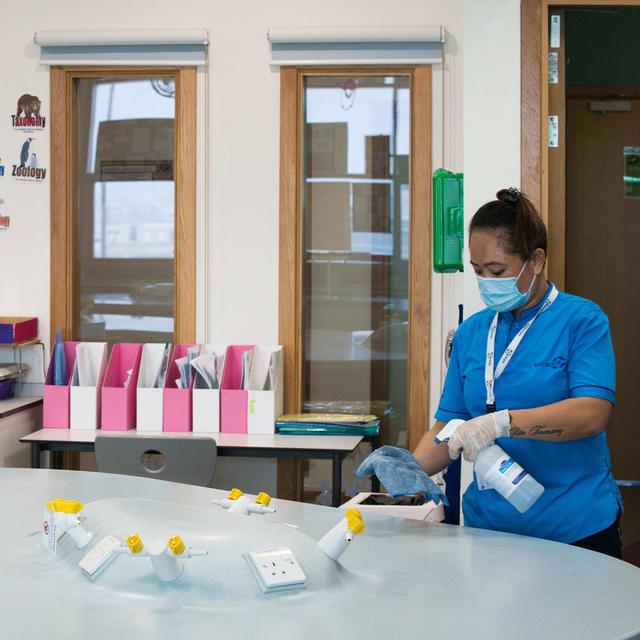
[368,435,381,493]
[52,451,63,470]
[31,443,40,469]
[332,452,342,507]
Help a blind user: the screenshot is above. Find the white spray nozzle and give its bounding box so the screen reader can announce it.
[434,419,466,444]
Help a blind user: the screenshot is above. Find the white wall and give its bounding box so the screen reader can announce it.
[0,0,467,493]
[463,0,521,316]
[460,0,521,501]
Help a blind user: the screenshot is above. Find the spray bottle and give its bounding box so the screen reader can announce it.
[436,419,544,513]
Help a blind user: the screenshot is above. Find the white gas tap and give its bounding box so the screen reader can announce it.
[45,499,93,549]
[317,508,366,561]
[114,534,207,582]
[213,488,276,515]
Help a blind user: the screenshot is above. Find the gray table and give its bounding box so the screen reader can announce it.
[2,468,640,640]
[20,429,373,506]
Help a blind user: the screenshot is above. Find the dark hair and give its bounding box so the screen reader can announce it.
[469,188,548,260]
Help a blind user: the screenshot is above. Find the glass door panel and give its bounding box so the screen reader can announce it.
[302,74,411,451]
[74,77,176,343]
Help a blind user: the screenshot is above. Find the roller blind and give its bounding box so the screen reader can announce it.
[268,26,444,66]
[34,29,208,66]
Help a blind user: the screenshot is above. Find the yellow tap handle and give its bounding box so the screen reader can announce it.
[347,516,365,535]
[228,488,244,501]
[168,535,186,556]
[255,492,271,507]
[345,508,365,535]
[345,508,363,521]
[46,499,84,514]
[127,534,144,554]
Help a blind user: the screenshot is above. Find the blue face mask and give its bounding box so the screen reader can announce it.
[476,261,536,312]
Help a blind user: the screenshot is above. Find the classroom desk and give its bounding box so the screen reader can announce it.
[0,397,42,467]
[2,467,640,640]
[0,396,43,418]
[20,429,368,507]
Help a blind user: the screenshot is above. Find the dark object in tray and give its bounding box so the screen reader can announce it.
[359,494,427,506]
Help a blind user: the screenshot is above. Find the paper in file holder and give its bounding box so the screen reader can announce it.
[43,341,80,429]
[70,342,108,429]
[163,344,200,432]
[137,343,171,432]
[101,343,142,431]
[192,344,226,433]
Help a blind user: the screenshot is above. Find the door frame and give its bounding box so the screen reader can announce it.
[50,66,196,345]
[521,0,640,288]
[278,66,432,501]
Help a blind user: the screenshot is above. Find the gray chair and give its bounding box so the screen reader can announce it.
[95,435,217,487]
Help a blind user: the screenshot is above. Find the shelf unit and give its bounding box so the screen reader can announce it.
[0,340,46,398]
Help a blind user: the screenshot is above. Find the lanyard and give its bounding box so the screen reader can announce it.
[485,285,558,413]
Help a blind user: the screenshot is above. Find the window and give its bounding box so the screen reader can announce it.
[279,66,432,500]
[51,67,196,344]
[302,74,411,442]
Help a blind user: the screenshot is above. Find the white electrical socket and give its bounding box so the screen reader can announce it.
[246,547,306,592]
[78,535,121,578]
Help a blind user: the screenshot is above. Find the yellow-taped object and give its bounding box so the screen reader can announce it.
[255,492,271,506]
[347,515,365,535]
[168,535,186,556]
[228,488,244,501]
[46,499,84,514]
[127,534,144,554]
[345,508,363,522]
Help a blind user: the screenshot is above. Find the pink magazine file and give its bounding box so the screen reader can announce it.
[101,343,143,431]
[220,345,254,434]
[43,341,79,429]
[162,344,199,432]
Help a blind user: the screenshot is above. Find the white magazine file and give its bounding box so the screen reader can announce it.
[136,343,169,432]
[247,345,283,435]
[192,344,227,433]
[69,342,108,429]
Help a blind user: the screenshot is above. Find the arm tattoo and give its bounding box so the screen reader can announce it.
[509,424,564,438]
[529,425,564,437]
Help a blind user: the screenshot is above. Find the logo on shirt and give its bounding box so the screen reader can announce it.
[534,356,567,369]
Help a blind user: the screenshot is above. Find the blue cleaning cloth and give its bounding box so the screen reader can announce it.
[52,329,67,386]
[355,445,449,505]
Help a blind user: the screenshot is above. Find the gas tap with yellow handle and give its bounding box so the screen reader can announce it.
[212,488,276,515]
[114,533,208,582]
[317,508,366,561]
[44,498,93,549]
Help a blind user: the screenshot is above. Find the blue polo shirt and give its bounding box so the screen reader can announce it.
[435,284,623,543]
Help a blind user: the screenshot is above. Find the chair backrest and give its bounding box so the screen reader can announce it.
[95,435,217,487]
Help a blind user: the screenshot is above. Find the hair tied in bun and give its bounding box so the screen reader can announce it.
[498,187,521,204]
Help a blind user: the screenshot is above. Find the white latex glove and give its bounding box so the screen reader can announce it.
[447,410,511,462]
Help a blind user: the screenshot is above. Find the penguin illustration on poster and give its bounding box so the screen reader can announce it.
[12,138,46,182]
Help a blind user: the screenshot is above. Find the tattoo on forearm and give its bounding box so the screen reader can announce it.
[509,424,564,438]
[529,425,564,437]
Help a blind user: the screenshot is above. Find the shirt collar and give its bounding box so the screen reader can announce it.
[504,281,554,323]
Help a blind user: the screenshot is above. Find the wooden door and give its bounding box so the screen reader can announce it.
[566,96,640,556]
